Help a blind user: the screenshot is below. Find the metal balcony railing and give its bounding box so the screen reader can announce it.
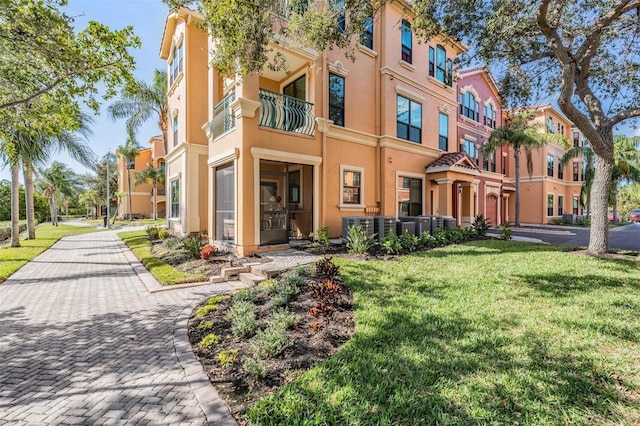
[259,89,315,136]
[273,0,309,18]
[210,90,236,139]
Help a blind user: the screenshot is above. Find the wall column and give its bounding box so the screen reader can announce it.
[435,178,454,218]
[461,182,474,227]
[503,194,510,223]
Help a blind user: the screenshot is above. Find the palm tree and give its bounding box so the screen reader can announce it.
[37,162,80,227]
[483,112,567,227]
[108,69,169,153]
[610,136,640,223]
[561,146,595,216]
[116,138,141,221]
[134,163,165,220]
[79,190,100,218]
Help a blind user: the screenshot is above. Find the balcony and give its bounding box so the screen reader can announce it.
[259,88,315,136]
[273,0,309,19]
[210,90,236,139]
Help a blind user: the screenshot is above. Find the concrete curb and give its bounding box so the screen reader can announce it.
[173,306,238,426]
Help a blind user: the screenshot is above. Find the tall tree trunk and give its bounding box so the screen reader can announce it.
[514,147,521,227]
[152,182,157,220]
[588,155,612,255]
[127,169,133,221]
[10,162,21,247]
[24,162,36,239]
[611,184,618,224]
[52,195,58,227]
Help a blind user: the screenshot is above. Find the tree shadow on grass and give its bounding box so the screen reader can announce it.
[515,272,640,297]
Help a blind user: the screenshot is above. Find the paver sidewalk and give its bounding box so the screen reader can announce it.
[0,231,242,425]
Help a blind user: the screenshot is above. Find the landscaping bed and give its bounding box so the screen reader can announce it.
[187,258,354,421]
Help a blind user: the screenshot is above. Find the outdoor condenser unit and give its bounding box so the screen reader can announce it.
[396,220,415,236]
[342,217,375,239]
[372,216,395,240]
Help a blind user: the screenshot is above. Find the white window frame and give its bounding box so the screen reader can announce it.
[339,164,365,208]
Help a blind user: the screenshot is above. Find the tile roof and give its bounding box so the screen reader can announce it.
[429,151,468,167]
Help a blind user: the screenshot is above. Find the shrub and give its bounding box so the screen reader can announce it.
[206,295,227,305]
[200,245,216,260]
[343,224,376,254]
[381,231,402,254]
[158,228,170,239]
[433,229,448,245]
[281,271,304,288]
[227,300,257,337]
[145,225,160,239]
[234,287,259,303]
[252,325,291,357]
[195,304,218,318]
[445,227,465,243]
[217,349,238,368]
[471,215,490,237]
[500,221,513,240]
[164,237,182,250]
[183,233,205,259]
[198,333,220,348]
[419,231,437,248]
[163,250,190,265]
[551,218,563,225]
[197,320,214,331]
[398,230,419,252]
[309,226,330,246]
[242,355,267,379]
[258,279,279,296]
[267,309,301,329]
[315,257,340,280]
[310,280,341,301]
[578,218,591,226]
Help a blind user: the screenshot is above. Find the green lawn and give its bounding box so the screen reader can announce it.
[0,224,101,283]
[118,230,206,285]
[82,217,166,227]
[248,241,640,425]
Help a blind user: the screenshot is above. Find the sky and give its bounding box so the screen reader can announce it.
[0,0,170,181]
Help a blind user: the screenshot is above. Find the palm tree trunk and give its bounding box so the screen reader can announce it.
[10,162,21,248]
[152,182,157,220]
[514,147,521,227]
[588,155,612,255]
[24,162,36,239]
[127,169,133,221]
[52,194,58,227]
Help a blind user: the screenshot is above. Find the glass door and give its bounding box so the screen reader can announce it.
[260,162,289,245]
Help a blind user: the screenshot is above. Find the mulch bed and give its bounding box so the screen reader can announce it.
[188,263,355,421]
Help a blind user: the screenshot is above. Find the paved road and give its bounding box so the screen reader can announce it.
[0,231,241,425]
[510,223,640,251]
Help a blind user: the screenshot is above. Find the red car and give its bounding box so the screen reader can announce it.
[608,211,622,222]
[630,209,640,223]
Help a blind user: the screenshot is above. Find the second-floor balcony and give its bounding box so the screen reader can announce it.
[259,88,315,137]
[210,90,236,139]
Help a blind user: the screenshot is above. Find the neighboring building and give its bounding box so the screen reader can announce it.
[117,135,166,219]
[506,104,585,224]
[456,67,509,226]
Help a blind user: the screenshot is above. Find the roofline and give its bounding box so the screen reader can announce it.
[159,7,204,59]
[457,66,502,101]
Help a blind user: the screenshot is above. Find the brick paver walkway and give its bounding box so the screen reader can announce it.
[0,231,243,425]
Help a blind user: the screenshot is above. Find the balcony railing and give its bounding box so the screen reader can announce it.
[210,90,236,139]
[273,0,309,18]
[259,88,315,136]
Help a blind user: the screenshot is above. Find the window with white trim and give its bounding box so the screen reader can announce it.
[169,42,183,87]
[342,169,362,205]
[170,179,180,218]
[547,194,554,216]
[398,176,423,216]
[397,95,422,143]
[401,21,412,63]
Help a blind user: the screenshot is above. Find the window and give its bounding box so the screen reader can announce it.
[436,45,446,83]
[573,162,579,181]
[558,162,564,179]
[328,73,345,127]
[490,151,496,172]
[398,176,423,216]
[547,155,554,177]
[173,115,179,147]
[463,140,478,164]
[170,179,180,218]
[558,195,564,216]
[336,0,345,33]
[573,131,580,147]
[361,16,373,49]
[547,194,554,217]
[482,153,489,171]
[502,154,506,175]
[169,42,183,87]
[546,117,554,133]
[342,170,361,204]
[573,197,579,215]
[484,104,496,128]
[216,163,235,242]
[283,74,306,100]
[428,47,435,77]
[438,113,448,151]
[397,95,422,143]
[460,92,479,121]
[401,20,412,63]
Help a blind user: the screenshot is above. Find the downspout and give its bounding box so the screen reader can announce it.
[374,10,382,208]
[321,52,328,230]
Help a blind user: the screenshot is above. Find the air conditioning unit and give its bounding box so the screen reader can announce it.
[396,220,415,236]
[416,215,437,236]
[561,213,576,224]
[372,216,395,240]
[434,216,445,230]
[342,216,375,239]
[443,218,457,229]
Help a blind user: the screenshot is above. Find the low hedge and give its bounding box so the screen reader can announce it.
[0,223,27,242]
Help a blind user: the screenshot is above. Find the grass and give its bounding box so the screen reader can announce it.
[0,224,101,284]
[118,229,206,285]
[247,240,640,425]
